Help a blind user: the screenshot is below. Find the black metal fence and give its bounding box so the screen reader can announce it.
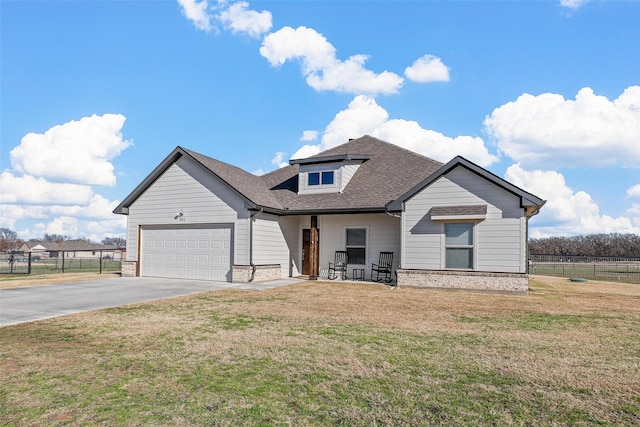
[0,251,121,275]
[529,254,640,284]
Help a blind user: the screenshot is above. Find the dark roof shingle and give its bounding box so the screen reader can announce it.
[260,135,443,212]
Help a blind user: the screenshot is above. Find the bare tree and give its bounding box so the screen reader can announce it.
[530,233,640,257]
[0,228,23,252]
[43,234,69,243]
[101,237,126,248]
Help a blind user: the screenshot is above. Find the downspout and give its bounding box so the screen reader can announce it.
[248,208,263,283]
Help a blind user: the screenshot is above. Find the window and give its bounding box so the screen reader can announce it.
[308,172,320,186]
[346,228,366,264]
[308,171,334,186]
[321,171,334,185]
[445,223,474,269]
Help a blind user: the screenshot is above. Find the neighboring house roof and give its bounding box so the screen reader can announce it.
[113,135,545,216]
[21,240,55,251]
[54,240,117,251]
[21,240,116,252]
[386,156,546,216]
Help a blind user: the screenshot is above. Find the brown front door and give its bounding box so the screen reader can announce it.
[302,228,319,276]
[302,229,311,275]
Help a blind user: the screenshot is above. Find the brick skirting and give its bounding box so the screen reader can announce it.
[396,269,529,294]
[121,261,137,277]
[232,264,281,283]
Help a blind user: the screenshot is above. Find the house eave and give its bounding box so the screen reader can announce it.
[289,154,371,166]
[264,206,387,216]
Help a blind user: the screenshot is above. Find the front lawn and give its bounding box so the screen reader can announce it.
[1,276,639,425]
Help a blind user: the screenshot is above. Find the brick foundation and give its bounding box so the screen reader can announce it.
[232,264,281,283]
[396,269,528,294]
[121,261,137,277]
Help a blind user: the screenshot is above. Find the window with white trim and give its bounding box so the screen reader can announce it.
[308,172,320,186]
[321,171,334,185]
[445,223,474,269]
[308,171,334,186]
[346,228,366,265]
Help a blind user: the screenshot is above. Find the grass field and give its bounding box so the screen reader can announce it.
[1,275,639,426]
[531,262,640,284]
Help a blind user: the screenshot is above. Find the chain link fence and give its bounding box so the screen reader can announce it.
[529,254,640,284]
[0,251,121,275]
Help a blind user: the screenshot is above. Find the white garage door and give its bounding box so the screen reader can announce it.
[141,225,232,281]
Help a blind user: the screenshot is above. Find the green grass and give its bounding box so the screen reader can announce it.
[1,279,639,425]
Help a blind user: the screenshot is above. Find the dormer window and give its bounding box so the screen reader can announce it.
[321,171,334,185]
[291,153,370,195]
[308,172,320,186]
[308,171,334,186]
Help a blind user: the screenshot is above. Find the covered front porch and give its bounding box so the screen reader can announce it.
[288,213,401,282]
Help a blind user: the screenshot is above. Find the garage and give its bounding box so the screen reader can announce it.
[140,225,232,281]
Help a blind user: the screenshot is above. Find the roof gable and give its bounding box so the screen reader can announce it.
[113,147,284,214]
[386,156,546,216]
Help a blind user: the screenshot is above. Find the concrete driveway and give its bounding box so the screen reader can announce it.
[0,276,303,327]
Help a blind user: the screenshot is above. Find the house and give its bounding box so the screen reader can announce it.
[20,240,54,254]
[113,136,545,293]
[19,240,117,259]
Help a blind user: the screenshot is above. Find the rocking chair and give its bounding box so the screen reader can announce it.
[328,251,348,280]
[371,252,393,283]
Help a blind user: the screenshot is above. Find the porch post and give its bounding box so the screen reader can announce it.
[310,215,319,280]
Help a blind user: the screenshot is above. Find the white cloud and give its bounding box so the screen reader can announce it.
[560,0,589,10]
[627,204,640,228]
[484,86,640,169]
[506,164,640,236]
[0,205,48,231]
[290,145,321,160]
[292,95,498,167]
[300,130,318,141]
[271,151,288,169]
[627,184,640,198]
[177,0,213,32]
[14,214,127,242]
[217,1,272,38]
[0,172,94,205]
[48,194,121,219]
[404,54,450,83]
[260,26,404,95]
[10,113,132,187]
[320,95,389,149]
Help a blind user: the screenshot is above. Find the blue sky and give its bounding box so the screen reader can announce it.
[1,0,639,242]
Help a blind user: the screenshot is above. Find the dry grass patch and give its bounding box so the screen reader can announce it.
[0,272,119,289]
[1,276,639,425]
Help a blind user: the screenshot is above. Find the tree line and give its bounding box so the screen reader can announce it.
[529,233,640,258]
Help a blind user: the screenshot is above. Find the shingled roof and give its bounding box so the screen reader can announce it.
[114,135,445,215]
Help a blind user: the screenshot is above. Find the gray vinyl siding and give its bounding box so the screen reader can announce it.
[125,156,250,264]
[340,162,361,192]
[252,214,296,278]
[311,214,400,279]
[403,166,526,273]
